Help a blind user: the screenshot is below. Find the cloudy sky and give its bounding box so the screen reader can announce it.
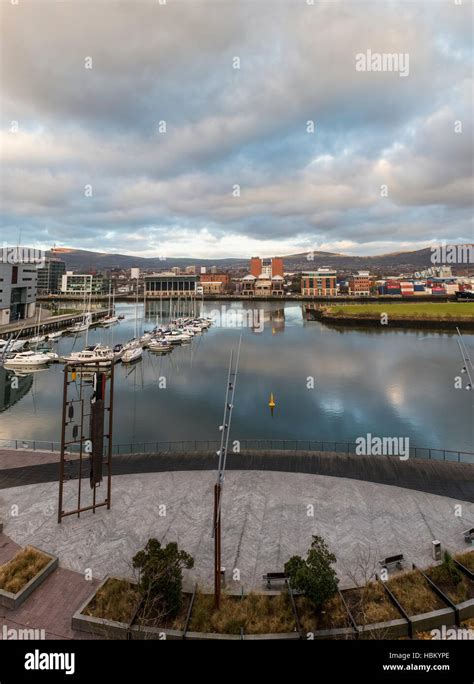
[1,0,472,259]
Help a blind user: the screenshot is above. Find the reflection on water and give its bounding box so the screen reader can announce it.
[0,367,33,413]
[0,301,472,452]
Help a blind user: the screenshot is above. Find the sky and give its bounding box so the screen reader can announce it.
[1,0,472,259]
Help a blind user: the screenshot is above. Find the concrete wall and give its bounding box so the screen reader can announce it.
[2,450,472,502]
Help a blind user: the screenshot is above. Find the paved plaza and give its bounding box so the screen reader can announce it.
[1,470,472,589]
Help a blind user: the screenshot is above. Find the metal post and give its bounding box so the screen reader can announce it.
[213,336,242,611]
[107,361,115,509]
[57,366,69,523]
[214,483,222,609]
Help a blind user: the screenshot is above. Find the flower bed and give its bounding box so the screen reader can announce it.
[188,592,295,635]
[455,551,474,573]
[80,576,191,635]
[342,582,401,626]
[0,546,50,594]
[83,577,140,624]
[135,592,191,631]
[387,571,445,616]
[295,592,350,632]
[425,564,474,605]
[0,546,58,609]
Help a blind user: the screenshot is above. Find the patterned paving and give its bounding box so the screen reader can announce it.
[1,471,473,591]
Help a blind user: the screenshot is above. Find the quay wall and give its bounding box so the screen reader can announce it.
[1,449,472,502]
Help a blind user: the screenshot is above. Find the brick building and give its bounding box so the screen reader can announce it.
[301,269,337,296]
[349,271,372,296]
[250,257,284,278]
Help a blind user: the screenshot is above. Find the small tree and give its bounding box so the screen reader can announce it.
[132,539,194,617]
[440,550,463,585]
[284,535,339,609]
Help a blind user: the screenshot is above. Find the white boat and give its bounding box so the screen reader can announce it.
[45,330,62,340]
[101,315,119,327]
[163,331,192,344]
[122,346,143,363]
[123,337,142,351]
[28,334,46,344]
[148,340,172,353]
[113,343,125,360]
[4,351,58,369]
[68,322,89,334]
[62,345,114,366]
[101,285,119,326]
[139,333,153,347]
[0,339,27,352]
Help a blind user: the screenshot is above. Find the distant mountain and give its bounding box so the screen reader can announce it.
[47,246,471,275]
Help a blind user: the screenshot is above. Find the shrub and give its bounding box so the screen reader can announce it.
[132,539,194,617]
[284,535,339,609]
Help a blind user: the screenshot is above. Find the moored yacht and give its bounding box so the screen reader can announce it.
[3,350,59,369]
[122,345,143,363]
[62,344,114,366]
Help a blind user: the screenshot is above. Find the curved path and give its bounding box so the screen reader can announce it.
[1,471,473,589]
[1,449,473,502]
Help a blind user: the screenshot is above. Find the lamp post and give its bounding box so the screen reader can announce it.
[213,336,242,609]
[456,327,473,391]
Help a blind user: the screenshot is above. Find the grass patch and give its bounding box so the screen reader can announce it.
[426,564,474,604]
[342,582,401,625]
[325,302,474,320]
[455,551,474,572]
[83,578,140,624]
[387,571,445,616]
[0,547,50,595]
[296,592,350,631]
[137,592,191,631]
[188,592,295,635]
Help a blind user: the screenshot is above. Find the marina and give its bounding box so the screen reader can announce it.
[0,300,472,453]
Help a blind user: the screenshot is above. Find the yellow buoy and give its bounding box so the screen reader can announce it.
[268,392,275,408]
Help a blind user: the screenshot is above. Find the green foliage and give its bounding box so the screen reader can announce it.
[440,550,463,586]
[132,538,194,617]
[284,535,339,609]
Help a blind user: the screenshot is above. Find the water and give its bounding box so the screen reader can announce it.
[0,300,473,453]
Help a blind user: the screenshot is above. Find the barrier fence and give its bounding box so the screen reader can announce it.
[0,438,472,464]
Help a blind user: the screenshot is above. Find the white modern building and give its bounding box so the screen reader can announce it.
[0,262,37,325]
[60,272,107,295]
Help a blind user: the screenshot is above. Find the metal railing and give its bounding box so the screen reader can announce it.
[0,438,472,463]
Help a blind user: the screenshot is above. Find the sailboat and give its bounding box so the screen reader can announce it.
[122,287,143,363]
[0,338,27,353]
[101,285,119,326]
[45,330,63,341]
[68,290,92,333]
[28,308,46,344]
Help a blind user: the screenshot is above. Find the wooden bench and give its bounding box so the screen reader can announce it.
[463,528,474,544]
[379,554,404,572]
[262,572,288,589]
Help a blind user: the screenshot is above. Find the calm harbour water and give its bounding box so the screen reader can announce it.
[0,300,473,453]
